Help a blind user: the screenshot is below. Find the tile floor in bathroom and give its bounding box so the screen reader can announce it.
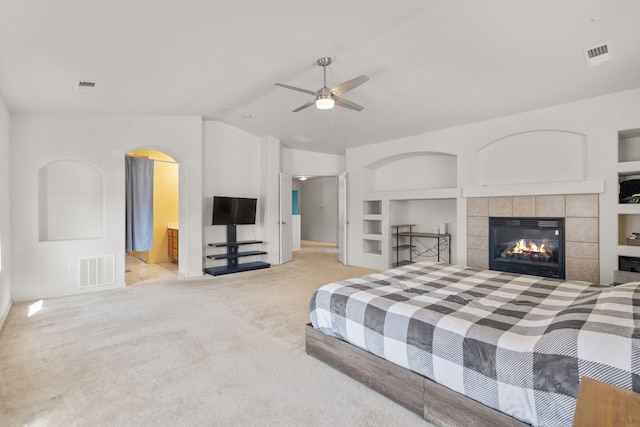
[125,255,179,285]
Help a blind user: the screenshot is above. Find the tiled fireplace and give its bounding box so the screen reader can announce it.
[467,194,599,284]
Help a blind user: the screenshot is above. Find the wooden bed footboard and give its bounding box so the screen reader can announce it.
[305,324,528,427]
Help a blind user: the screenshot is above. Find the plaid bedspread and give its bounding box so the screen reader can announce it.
[309,262,640,427]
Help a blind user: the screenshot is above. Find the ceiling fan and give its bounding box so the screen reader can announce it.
[275,57,369,112]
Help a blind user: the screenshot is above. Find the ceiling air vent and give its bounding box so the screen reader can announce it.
[291,134,312,144]
[583,42,612,67]
[75,80,97,92]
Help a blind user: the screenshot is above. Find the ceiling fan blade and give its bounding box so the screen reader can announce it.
[274,83,317,96]
[334,95,365,111]
[331,75,369,95]
[292,99,316,112]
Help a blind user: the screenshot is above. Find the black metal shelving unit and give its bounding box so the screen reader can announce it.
[205,225,270,276]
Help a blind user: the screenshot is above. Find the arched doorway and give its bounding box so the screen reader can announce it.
[125,149,180,285]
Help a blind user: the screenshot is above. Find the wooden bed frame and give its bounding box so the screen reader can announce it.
[305,324,528,427]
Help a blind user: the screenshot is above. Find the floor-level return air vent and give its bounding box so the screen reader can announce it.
[79,254,115,287]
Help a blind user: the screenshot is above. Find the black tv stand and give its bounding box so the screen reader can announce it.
[204,225,270,276]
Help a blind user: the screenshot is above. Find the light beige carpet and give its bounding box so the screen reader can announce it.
[0,242,432,426]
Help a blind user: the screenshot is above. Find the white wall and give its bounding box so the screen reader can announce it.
[261,135,283,265]
[0,92,11,327]
[283,148,344,176]
[202,121,266,268]
[300,177,338,243]
[346,88,640,283]
[10,114,203,301]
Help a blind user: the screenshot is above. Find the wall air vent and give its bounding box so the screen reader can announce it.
[78,254,115,287]
[583,42,612,67]
[75,80,97,92]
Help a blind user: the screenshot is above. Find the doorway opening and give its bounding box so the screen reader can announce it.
[292,174,345,263]
[292,240,339,264]
[125,149,180,285]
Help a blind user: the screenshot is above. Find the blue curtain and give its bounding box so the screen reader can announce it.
[125,156,154,252]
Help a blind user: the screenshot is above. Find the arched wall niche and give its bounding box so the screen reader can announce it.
[38,158,104,241]
[363,152,457,193]
[475,130,587,186]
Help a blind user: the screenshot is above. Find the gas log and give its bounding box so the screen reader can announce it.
[500,239,555,262]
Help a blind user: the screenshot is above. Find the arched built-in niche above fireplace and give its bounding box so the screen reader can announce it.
[363,152,457,193]
[475,130,587,187]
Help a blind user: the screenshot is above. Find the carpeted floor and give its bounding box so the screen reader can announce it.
[0,242,431,426]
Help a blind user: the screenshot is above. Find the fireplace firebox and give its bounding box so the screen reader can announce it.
[489,217,565,279]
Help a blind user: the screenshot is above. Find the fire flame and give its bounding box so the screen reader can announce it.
[512,239,545,254]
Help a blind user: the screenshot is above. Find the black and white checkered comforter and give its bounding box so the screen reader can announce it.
[309,262,640,427]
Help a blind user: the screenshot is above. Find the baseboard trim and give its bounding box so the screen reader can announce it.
[0,301,12,332]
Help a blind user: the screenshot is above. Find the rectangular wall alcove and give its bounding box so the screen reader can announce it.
[39,159,104,241]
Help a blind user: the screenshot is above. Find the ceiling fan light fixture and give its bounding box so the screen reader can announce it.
[316,96,334,110]
[275,57,368,112]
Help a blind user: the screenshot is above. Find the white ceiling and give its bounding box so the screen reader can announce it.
[1,0,639,155]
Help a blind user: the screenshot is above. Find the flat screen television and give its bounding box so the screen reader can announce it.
[212,196,257,225]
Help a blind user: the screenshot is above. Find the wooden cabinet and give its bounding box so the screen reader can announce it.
[168,227,178,261]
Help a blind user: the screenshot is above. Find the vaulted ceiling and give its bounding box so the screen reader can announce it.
[1,0,639,154]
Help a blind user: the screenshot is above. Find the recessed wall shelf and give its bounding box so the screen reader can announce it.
[363,200,383,254]
[616,128,640,283]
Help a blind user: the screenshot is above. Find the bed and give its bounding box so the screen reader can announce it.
[307,261,640,427]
